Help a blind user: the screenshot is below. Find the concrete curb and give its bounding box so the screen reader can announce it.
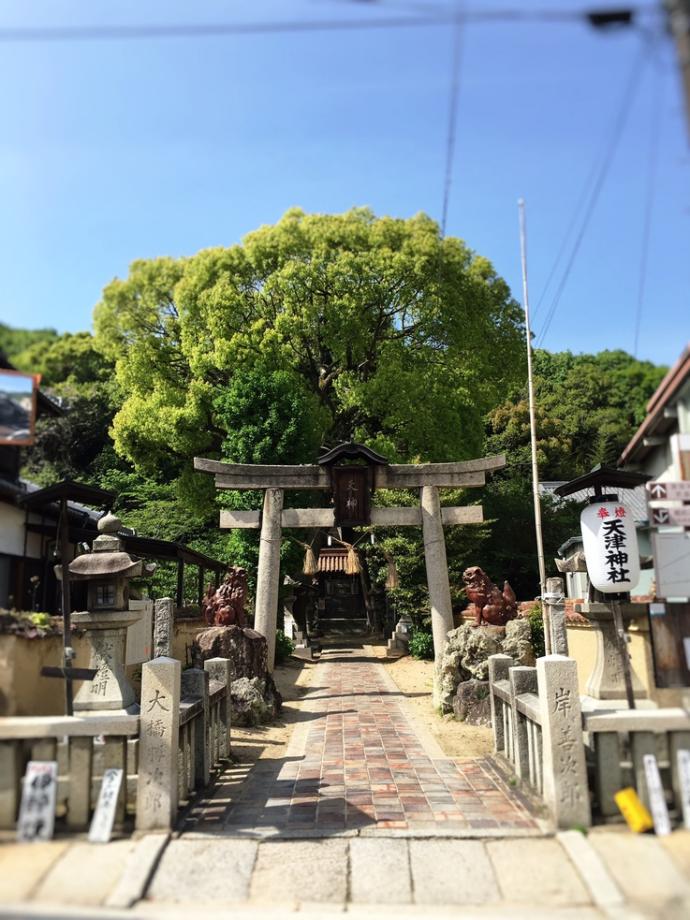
[104,832,170,909]
[557,830,624,909]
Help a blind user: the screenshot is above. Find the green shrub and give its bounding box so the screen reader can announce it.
[527,604,545,658]
[275,630,295,665]
[408,629,434,660]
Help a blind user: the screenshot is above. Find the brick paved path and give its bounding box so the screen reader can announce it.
[187,646,538,836]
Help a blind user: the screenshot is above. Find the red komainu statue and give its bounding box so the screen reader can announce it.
[202,565,248,627]
[462,566,518,627]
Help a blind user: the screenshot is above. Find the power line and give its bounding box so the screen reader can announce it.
[441,10,464,236]
[537,39,651,347]
[0,7,662,43]
[633,46,663,356]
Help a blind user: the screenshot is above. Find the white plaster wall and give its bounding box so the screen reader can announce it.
[0,501,43,558]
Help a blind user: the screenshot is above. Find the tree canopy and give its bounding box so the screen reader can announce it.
[93,208,526,473]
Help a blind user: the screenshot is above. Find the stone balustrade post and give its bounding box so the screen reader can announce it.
[488,654,513,755]
[537,654,591,828]
[153,597,174,658]
[544,577,568,656]
[181,667,210,788]
[509,665,537,780]
[204,657,233,759]
[136,656,181,831]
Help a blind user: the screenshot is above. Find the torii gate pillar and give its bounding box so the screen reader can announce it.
[420,485,454,663]
[254,488,284,671]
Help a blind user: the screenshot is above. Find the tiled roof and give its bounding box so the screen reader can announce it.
[540,481,648,523]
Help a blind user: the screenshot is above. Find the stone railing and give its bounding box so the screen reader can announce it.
[585,708,690,820]
[0,655,232,834]
[490,652,690,830]
[488,653,591,829]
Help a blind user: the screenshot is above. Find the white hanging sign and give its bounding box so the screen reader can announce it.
[17,761,58,843]
[88,768,123,843]
[678,749,690,831]
[643,754,671,836]
[580,501,640,593]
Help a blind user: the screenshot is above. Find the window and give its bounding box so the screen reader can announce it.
[95,583,116,607]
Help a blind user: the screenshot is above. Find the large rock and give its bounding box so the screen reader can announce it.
[452,679,492,726]
[231,677,281,726]
[438,621,535,714]
[191,626,282,725]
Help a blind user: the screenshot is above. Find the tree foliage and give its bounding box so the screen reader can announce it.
[93,208,526,473]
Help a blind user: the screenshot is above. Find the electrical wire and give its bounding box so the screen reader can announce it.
[0,6,662,43]
[536,39,651,347]
[633,46,662,357]
[441,7,464,236]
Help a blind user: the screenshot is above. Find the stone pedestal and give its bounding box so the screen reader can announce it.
[72,609,140,713]
[575,602,647,701]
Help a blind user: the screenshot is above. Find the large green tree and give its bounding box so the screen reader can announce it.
[93,208,526,474]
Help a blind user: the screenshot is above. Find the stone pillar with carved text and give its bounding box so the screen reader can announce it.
[254,488,284,671]
[420,485,454,663]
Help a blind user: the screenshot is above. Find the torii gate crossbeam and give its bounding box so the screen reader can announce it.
[194,453,505,670]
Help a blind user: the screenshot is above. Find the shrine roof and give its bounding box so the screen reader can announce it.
[19,478,116,510]
[317,548,350,574]
[553,465,650,498]
[317,442,389,466]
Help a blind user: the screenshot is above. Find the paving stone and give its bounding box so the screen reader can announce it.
[0,841,69,903]
[147,838,257,903]
[487,838,590,906]
[589,831,690,905]
[557,830,623,908]
[409,839,500,905]
[660,830,690,877]
[105,832,170,908]
[249,840,348,905]
[32,840,136,906]
[188,648,538,836]
[350,838,411,904]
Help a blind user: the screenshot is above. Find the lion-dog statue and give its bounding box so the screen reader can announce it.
[462,565,518,627]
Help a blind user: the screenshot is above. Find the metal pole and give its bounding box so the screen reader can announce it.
[58,497,74,716]
[518,198,550,653]
[666,0,690,142]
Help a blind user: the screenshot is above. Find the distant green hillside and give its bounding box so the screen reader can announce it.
[0,322,59,365]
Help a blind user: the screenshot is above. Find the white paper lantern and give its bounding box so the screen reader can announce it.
[580,501,640,593]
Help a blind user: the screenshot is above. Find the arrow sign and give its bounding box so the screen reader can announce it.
[651,506,690,527]
[647,481,690,502]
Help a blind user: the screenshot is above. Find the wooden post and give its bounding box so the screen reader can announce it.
[176,558,184,609]
[254,489,284,671]
[420,485,454,661]
[59,497,74,715]
[197,566,204,609]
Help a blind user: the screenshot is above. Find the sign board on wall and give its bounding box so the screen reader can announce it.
[652,531,690,600]
[580,501,641,593]
[0,369,39,446]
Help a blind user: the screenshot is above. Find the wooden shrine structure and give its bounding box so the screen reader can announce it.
[194,443,505,668]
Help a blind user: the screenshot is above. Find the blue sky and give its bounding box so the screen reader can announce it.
[0,0,688,366]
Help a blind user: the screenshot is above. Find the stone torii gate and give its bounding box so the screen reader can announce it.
[194,444,505,668]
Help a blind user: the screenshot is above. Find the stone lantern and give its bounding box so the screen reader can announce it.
[65,512,144,714]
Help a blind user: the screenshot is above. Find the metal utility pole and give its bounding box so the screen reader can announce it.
[665,1,690,139]
[518,198,550,653]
